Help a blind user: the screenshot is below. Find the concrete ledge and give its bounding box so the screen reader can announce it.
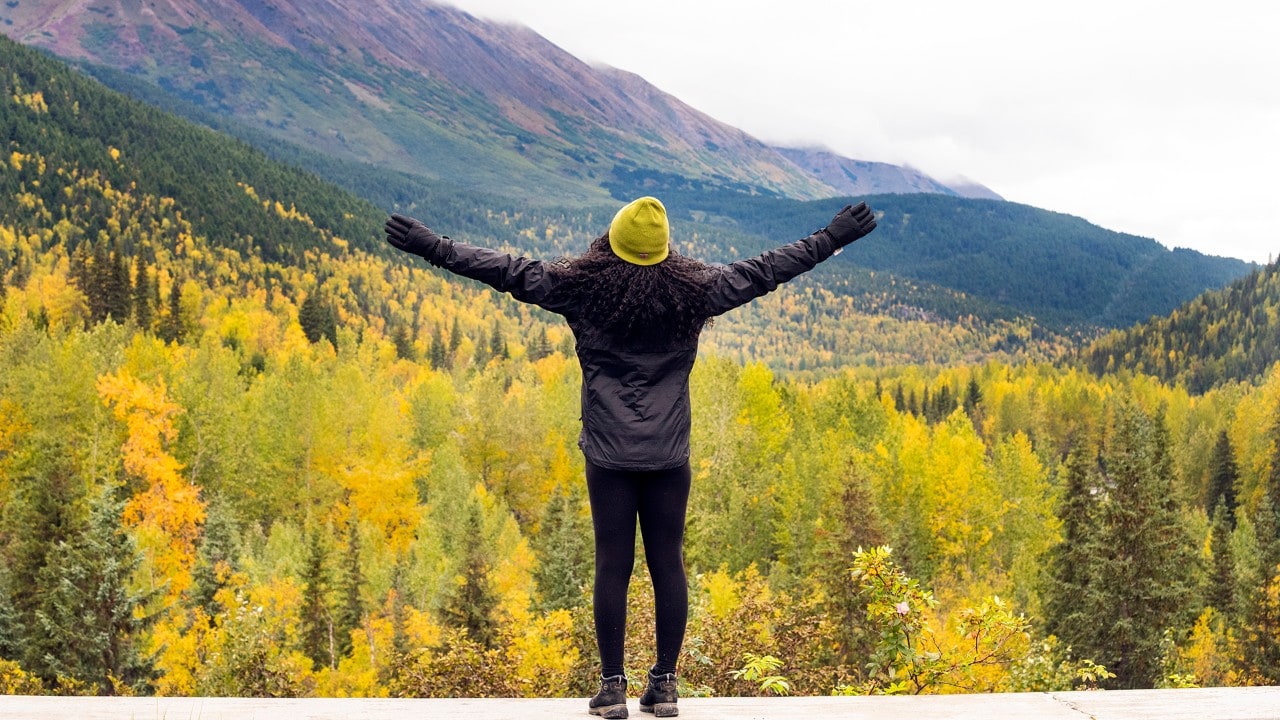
[1,686,1278,719]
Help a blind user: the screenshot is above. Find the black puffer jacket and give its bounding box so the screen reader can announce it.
[423,229,839,470]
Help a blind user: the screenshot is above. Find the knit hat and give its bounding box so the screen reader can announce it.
[608,196,670,266]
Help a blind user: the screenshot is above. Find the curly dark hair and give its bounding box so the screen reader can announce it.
[551,234,713,345]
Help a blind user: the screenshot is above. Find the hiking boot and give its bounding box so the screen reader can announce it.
[639,671,678,717]
[588,674,629,718]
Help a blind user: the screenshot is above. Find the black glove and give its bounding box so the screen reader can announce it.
[385,213,444,260]
[822,202,877,247]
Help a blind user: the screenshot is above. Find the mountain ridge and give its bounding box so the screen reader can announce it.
[1,0,987,203]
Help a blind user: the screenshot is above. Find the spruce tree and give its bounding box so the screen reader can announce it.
[381,560,413,687]
[1261,413,1280,569]
[428,324,447,370]
[1242,409,1280,679]
[1206,429,1238,524]
[819,463,886,666]
[5,456,85,674]
[489,319,508,360]
[104,241,131,323]
[1090,401,1196,688]
[449,318,463,354]
[33,485,154,693]
[159,280,185,344]
[299,530,333,670]
[445,500,499,648]
[1208,503,1237,618]
[132,251,153,331]
[88,241,110,323]
[334,515,364,659]
[528,326,552,362]
[391,324,415,361]
[1243,567,1280,684]
[191,497,240,620]
[0,565,18,660]
[299,292,337,346]
[533,485,593,612]
[1043,438,1103,647]
[963,377,983,416]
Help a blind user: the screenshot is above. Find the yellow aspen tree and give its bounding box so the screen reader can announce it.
[98,369,206,604]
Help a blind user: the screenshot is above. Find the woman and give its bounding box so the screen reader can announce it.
[385,196,876,717]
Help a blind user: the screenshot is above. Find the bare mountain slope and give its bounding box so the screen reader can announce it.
[3,0,980,202]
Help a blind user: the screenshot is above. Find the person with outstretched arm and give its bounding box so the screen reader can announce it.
[384,197,877,718]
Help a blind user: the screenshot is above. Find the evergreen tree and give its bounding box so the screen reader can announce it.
[132,251,153,331]
[104,241,132,323]
[528,326,552,362]
[963,376,983,414]
[445,500,499,648]
[1242,565,1280,684]
[334,515,364,659]
[88,241,110,323]
[489,319,508,360]
[159,279,185,343]
[191,497,240,620]
[69,243,92,316]
[1262,413,1280,569]
[1043,438,1103,646]
[4,456,86,674]
[299,291,338,346]
[818,463,886,666]
[428,324,447,370]
[33,485,154,693]
[1089,400,1196,688]
[1208,502,1237,618]
[299,530,333,670]
[380,560,413,687]
[391,324,415,361]
[449,318,463,354]
[1206,429,1238,524]
[533,485,592,612]
[0,565,18,660]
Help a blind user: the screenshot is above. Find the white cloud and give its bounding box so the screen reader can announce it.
[446,0,1280,263]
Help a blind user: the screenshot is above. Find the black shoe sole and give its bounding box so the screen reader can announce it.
[590,703,629,719]
[639,702,678,717]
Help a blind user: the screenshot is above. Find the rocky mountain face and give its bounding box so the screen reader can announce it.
[2,0,983,202]
[774,147,1001,200]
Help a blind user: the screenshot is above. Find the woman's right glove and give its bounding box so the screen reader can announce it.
[385,213,444,260]
[822,202,877,247]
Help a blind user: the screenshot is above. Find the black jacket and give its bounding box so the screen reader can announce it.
[423,229,839,470]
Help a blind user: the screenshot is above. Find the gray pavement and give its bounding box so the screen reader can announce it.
[0,686,1277,719]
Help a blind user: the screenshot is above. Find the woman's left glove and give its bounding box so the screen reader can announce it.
[822,202,877,247]
[385,213,444,259]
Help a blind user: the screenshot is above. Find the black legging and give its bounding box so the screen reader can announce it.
[585,460,691,678]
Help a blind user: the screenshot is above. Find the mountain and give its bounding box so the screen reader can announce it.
[1083,260,1280,393]
[0,4,1256,342]
[642,190,1255,330]
[1,0,979,203]
[773,147,1002,200]
[0,32,1080,376]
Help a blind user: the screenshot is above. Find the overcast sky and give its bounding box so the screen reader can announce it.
[444,0,1278,264]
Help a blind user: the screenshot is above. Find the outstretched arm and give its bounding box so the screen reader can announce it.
[704,202,877,316]
[385,214,569,313]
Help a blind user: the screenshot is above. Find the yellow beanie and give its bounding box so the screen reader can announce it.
[608,196,670,266]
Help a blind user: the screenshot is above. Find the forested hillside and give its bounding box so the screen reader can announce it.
[5,34,1280,700]
[1085,260,1280,393]
[653,190,1254,330]
[68,57,1256,348]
